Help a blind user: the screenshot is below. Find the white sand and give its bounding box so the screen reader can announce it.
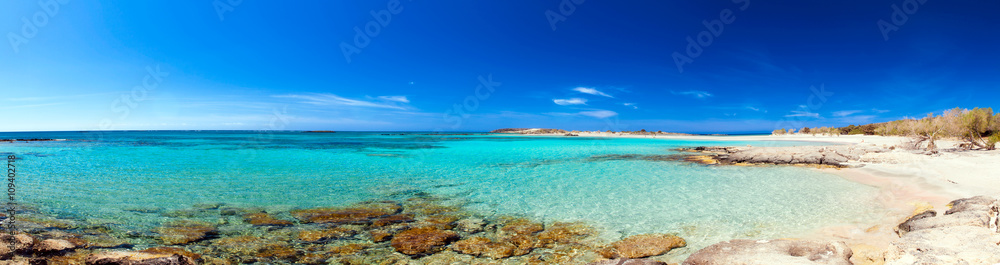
[526,132,1000,260]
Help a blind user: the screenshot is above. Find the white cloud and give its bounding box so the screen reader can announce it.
[785,110,820,118]
[672,90,713,99]
[544,110,619,119]
[579,110,618,118]
[274,93,407,110]
[553,98,588,105]
[747,106,760,111]
[573,87,613,98]
[872,108,890,113]
[624,103,638,109]
[378,95,409,103]
[832,110,862,117]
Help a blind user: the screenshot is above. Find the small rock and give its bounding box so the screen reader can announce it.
[390,226,460,256]
[600,234,686,259]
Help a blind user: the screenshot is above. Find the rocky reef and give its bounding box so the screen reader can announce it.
[0,195,689,264]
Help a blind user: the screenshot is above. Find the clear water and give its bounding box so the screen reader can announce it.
[1,131,883,251]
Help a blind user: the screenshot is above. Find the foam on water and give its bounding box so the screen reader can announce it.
[1,131,884,251]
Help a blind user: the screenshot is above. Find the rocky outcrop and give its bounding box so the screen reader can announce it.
[682,145,888,167]
[0,234,34,258]
[683,239,853,265]
[886,196,1000,264]
[598,234,686,259]
[33,239,75,255]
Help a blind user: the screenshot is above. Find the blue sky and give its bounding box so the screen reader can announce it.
[1,1,997,133]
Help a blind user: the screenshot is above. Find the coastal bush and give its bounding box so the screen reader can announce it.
[850,107,998,150]
[800,127,810,134]
[772,129,786,135]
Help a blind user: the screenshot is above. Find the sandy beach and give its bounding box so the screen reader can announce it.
[519,131,1000,263]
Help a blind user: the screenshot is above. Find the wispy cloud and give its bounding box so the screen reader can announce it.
[623,103,638,109]
[573,87,613,98]
[672,90,713,99]
[872,108,890,113]
[579,110,618,118]
[832,110,862,117]
[545,110,618,119]
[0,103,66,110]
[553,98,587,105]
[274,93,408,110]
[785,110,820,118]
[377,95,409,103]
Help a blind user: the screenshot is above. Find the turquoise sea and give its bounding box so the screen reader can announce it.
[1,131,884,257]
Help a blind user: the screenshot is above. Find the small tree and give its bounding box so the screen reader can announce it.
[959,107,996,150]
[772,128,787,135]
[800,127,811,134]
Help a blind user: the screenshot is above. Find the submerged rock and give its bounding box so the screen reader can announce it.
[455,218,486,233]
[85,251,196,265]
[372,214,414,227]
[450,236,517,259]
[290,201,401,224]
[242,212,293,226]
[537,222,596,246]
[683,239,851,265]
[155,221,218,245]
[599,234,686,259]
[497,218,545,256]
[390,226,460,256]
[297,227,358,242]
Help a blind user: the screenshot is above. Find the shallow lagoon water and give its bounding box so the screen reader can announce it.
[2,131,883,256]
